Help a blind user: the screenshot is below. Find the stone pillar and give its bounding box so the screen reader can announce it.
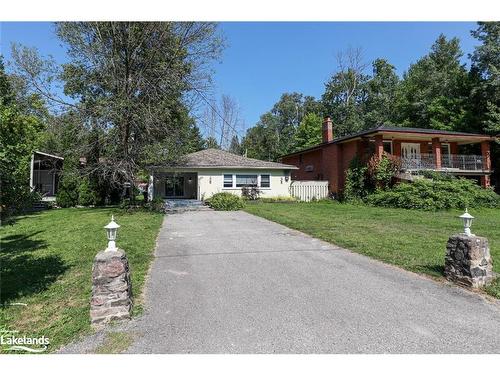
[444,235,493,288]
[91,250,132,327]
[432,137,441,170]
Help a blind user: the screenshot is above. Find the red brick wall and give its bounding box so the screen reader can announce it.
[282,148,324,181]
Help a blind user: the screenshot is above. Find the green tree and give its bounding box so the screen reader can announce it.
[395,34,469,131]
[293,113,322,151]
[0,60,45,216]
[364,59,399,127]
[228,135,241,155]
[205,136,220,149]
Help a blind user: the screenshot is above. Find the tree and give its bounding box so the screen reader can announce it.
[228,135,241,155]
[240,92,323,161]
[322,47,370,136]
[395,34,469,131]
[364,59,399,127]
[0,59,45,216]
[11,22,224,191]
[293,113,322,151]
[205,136,220,149]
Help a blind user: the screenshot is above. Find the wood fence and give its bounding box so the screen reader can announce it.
[289,180,329,202]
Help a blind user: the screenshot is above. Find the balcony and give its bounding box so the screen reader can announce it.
[399,153,488,173]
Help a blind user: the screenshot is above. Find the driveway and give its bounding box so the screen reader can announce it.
[118,210,500,353]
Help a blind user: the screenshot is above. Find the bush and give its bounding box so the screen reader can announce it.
[147,197,166,213]
[78,178,98,206]
[56,172,80,208]
[343,156,369,201]
[366,178,500,210]
[206,192,244,211]
[241,185,261,200]
[366,153,401,190]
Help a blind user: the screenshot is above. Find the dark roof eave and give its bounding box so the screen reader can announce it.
[147,165,298,171]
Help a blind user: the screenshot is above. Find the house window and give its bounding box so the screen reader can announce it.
[383,141,392,154]
[260,174,270,188]
[236,174,258,187]
[223,174,233,188]
[441,143,450,156]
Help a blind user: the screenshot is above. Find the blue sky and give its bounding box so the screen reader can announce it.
[1,22,479,134]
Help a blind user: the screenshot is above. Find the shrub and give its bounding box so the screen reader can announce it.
[343,156,369,201]
[78,178,98,206]
[241,185,261,200]
[147,197,166,213]
[366,153,401,190]
[366,178,500,210]
[206,192,244,211]
[56,172,80,208]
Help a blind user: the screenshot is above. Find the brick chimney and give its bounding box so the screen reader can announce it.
[322,116,333,143]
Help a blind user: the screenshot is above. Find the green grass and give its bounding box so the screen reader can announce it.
[93,331,134,354]
[0,207,163,353]
[244,201,500,297]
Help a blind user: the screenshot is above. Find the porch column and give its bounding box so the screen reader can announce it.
[374,135,384,158]
[148,174,154,201]
[480,141,491,188]
[30,153,35,191]
[432,137,441,170]
[392,140,401,157]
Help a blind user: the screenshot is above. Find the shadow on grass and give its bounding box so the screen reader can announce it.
[413,264,445,278]
[0,231,70,304]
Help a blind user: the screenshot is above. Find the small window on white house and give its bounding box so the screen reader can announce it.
[223,174,233,188]
[260,174,270,188]
[236,174,258,187]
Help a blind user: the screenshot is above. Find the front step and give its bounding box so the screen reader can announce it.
[164,199,210,213]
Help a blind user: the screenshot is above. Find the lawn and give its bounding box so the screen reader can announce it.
[244,201,500,298]
[0,207,164,353]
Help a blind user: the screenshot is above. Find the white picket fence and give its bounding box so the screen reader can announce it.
[289,180,329,202]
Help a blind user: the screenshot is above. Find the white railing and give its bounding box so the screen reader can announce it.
[400,154,485,172]
[290,181,329,202]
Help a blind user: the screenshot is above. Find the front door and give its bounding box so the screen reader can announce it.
[165,176,185,198]
[401,143,421,169]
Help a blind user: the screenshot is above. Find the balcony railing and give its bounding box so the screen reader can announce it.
[400,153,486,172]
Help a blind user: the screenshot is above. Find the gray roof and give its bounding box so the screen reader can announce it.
[152,149,298,170]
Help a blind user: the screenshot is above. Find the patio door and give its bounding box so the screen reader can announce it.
[165,176,185,198]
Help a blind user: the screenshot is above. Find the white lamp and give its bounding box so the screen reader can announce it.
[104,215,120,251]
[459,209,474,237]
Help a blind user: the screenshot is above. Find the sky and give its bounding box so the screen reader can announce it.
[0,22,479,135]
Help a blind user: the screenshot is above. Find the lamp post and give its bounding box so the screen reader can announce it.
[104,215,120,251]
[459,208,474,237]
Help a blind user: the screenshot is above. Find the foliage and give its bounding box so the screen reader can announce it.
[241,93,323,161]
[0,59,45,217]
[366,178,500,210]
[241,185,261,200]
[206,192,244,211]
[342,156,369,201]
[78,177,98,206]
[366,153,401,190]
[56,169,80,208]
[147,197,166,213]
[243,201,500,299]
[293,113,323,151]
[0,207,163,352]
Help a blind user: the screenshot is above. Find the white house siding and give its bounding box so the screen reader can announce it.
[197,169,292,200]
[152,168,292,200]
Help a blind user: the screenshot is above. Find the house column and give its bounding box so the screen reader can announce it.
[30,153,35,191]
[374,135,384,158]
[432,137,441,170]
[481,141,491,188]
[392,140,401,157]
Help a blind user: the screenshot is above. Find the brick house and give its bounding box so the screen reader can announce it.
[281,117,496,195]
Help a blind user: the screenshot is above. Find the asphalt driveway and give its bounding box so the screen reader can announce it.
[120,210,500,353]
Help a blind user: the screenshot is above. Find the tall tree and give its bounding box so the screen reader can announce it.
[293,112,322,151]
[322,47,370,136]
[364,58,399,127]
[12,22,224,188]
[228,135,241,155]
[396,34,469,131]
